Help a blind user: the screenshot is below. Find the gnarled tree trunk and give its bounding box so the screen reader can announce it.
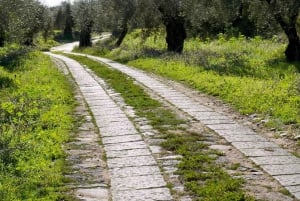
[158,4,187,53]
[282,27,300,61]
[164,16,186,53]
[0,26,4,47]
[79,22,93,48]
[266,0,300,61]
[115,23,128,47]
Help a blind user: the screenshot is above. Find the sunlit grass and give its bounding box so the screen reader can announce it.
[0,51,75,201]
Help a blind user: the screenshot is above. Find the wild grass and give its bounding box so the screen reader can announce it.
[0,50,75,200]
[62,54,254,200]
[75,30,300,132]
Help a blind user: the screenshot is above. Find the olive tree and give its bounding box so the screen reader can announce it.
[100,0,137,46]
[73,0,97,47]
[265,0,300,61]
[0,0,49,46]
[154,0,187,53]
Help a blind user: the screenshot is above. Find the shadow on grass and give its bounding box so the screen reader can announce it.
[0,76,14,89]
[174,49,259,78]
[266,57,300,76]
[0,47,30,72]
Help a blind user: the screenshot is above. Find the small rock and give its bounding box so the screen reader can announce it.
[209,145,232,151]
[261,119,269,124]
[280,132,288,137]
[294,135,300,140]
[249,114,258,118]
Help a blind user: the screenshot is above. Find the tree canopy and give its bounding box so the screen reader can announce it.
[1,0,300,61]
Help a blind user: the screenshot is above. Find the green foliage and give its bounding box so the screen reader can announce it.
[35,35,59,51]
[81,30,300,129]
[0,0,51,46]
[0,51,75,200]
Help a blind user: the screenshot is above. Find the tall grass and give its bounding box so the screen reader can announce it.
[0,50,75,200]
[75,30,300,131]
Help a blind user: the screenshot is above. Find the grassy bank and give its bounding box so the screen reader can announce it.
[75,31,300,134]
[0,49,75,200]
[62,54,254,200]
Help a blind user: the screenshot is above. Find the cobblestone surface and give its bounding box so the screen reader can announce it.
[47,53,173,201]
[51,57,110,201]
[77,53,300,200]
[49,51,300,200]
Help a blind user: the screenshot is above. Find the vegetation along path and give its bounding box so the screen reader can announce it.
[57,50,300,200]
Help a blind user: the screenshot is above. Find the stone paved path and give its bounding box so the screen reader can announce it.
[51,57,110,201]
[65,52,300,200]
[47,53,173,201]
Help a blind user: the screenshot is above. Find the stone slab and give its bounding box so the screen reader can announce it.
[207,123,248,131]
[105,141,148,152]
[294,192,300,200]
[201,119,235,125]
[99,126,137,137]
[169,100,202,109]
[98,121,136,130]
[274,174,300,186]
[92,109,124,117]
[222,134,268,142]
[99,129,139,138]
[102,135,143,145]
[110,165,161,178]
[84,95,107,101]
[107,155,157,168]
[76,187,109,201]
[94,116,128,123]
[149,146,163,154]
[261,164,300,176]
[250,156,300,165]
[106,148,151,158]
[239,148,290,157]
[232,141,279,149]
[193,112,229,121]
[285,185,300,193]
[110,175,167,191]
[112,188,173,201]
[216,129,256,136]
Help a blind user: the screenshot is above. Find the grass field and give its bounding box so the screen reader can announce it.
[0,48,75,201]
[75,30,300,137]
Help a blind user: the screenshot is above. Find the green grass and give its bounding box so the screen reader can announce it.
[61,54,254,200]
[75,30,300,132]
[0,50,75,201]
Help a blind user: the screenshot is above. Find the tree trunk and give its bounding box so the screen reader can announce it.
[266,0,300,61]
[164,16,186,53]
[115,24,128,47]
[0,27,4,47]
[23,33,34,46]
[283,27,300,61]
[79,23,92,48]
